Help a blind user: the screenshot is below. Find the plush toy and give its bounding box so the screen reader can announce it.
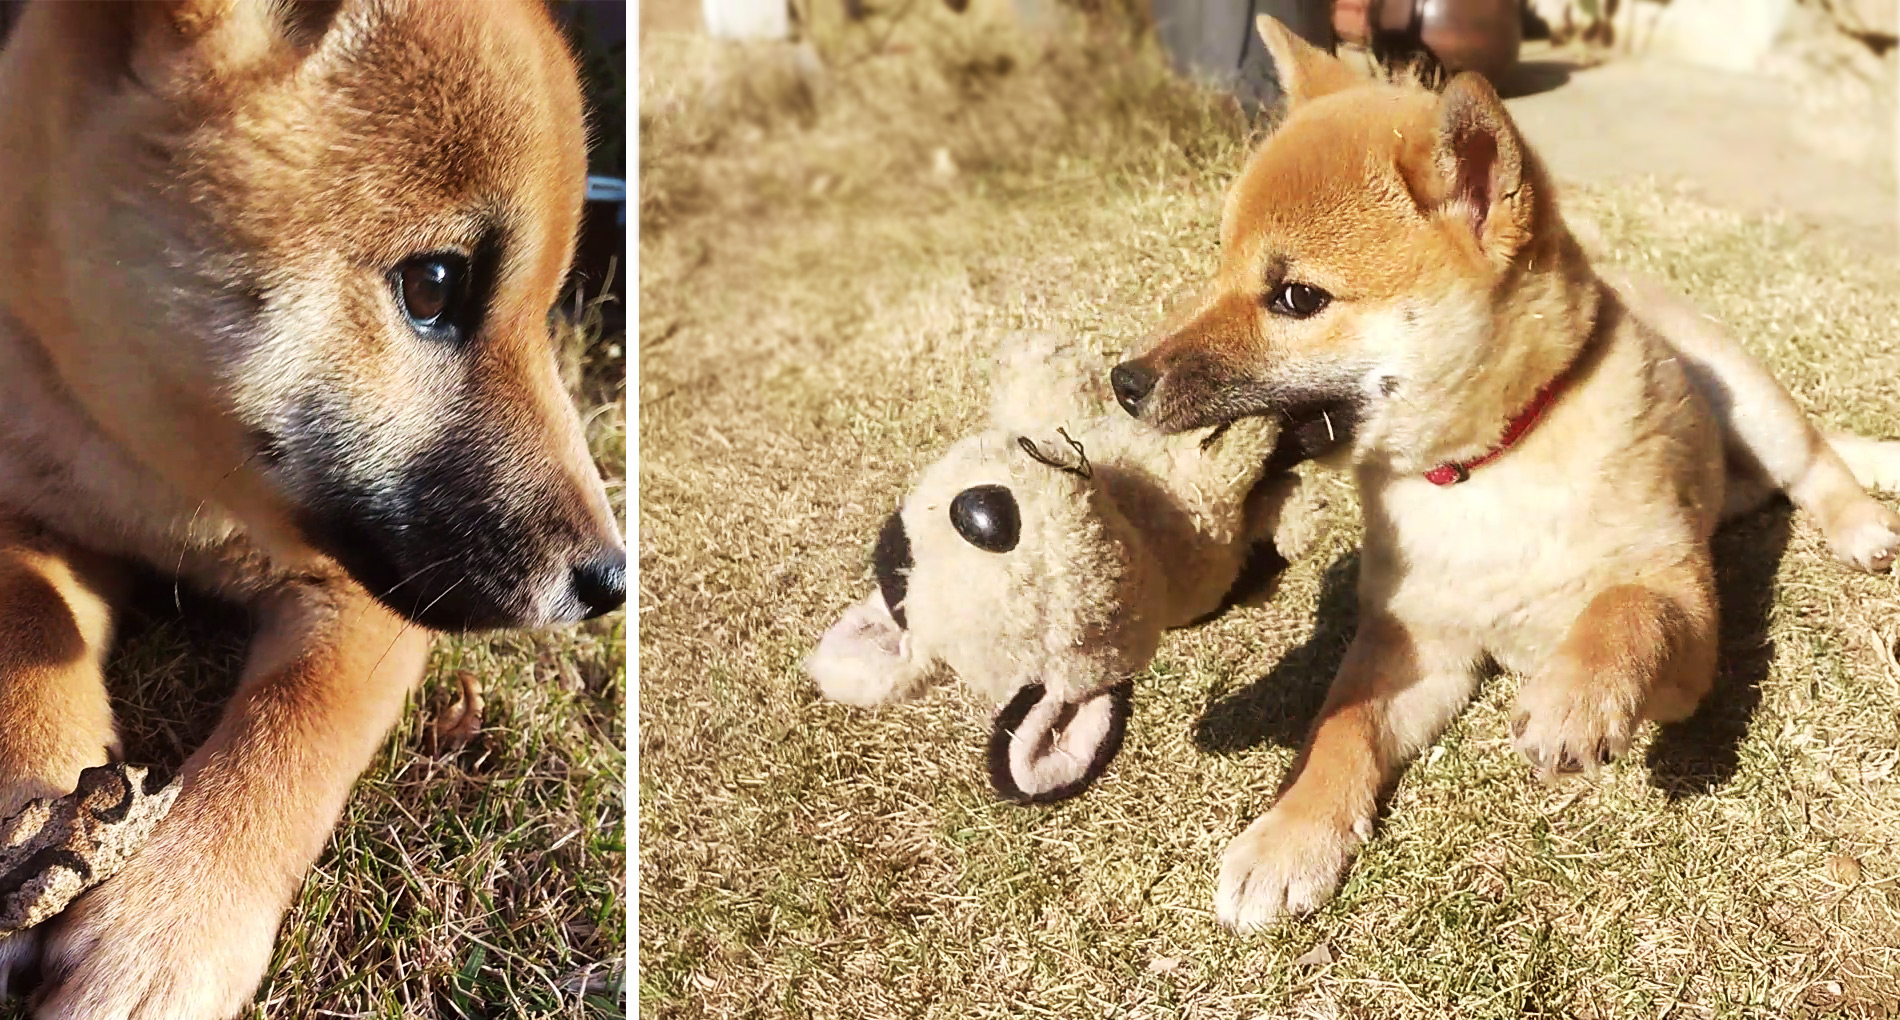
[808,331,1333,804]
[0,762,180,934]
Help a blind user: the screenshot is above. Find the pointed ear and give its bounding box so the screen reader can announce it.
[1254,15,1360,109]
[806,590,932,707]
[1434,72,1536,263]
[117,0,343,89]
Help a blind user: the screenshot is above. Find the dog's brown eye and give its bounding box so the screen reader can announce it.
[394,255,464,330]
[1266,282,1331,319]
[400,259,451,323]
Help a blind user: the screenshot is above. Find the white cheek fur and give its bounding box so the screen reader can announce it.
[1356,292,1492,389]
[1341,292,1493,455]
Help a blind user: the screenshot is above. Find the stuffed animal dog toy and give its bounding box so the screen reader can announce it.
[808,332,1335,803]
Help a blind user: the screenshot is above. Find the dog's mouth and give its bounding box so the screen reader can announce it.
[296,508,539,631]
[264,425,623,632]
[1132,354,1364,451]
[1154,385,1360,466]
[1269,399,1359,465]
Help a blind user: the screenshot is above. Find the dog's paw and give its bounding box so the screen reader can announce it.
[1821,498,1900,574]
[1214,805,1368,932]
[30,846,280,1020]
[1510,671,1640,781]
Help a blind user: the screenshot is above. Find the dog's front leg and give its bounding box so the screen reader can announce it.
[1510,572,1717,780]
[0,516,123,994]
[34,580,430,1020]
[1215,615,1477,931]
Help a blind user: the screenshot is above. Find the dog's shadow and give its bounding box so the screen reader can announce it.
[101,573,254,773]
[1646,502,1791,799]
[1193,551,1360,755]
[1191,503,1794,801]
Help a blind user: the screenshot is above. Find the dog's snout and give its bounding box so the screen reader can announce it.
[1110,361,1156,417]
[571,549,627,619]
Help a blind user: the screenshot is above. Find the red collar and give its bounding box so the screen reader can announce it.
[1423,352,1585,486]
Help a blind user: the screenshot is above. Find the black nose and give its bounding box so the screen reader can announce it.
[571,550,627,619]
[1110,361,1155,417]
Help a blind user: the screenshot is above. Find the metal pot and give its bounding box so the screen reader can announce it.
[1370,0,1522,84]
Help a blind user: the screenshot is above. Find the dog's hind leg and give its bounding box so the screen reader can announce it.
[0,514,123,998]
[1612,270,1900,572]
[1825,433,1900,493]
[34,579,428,1020]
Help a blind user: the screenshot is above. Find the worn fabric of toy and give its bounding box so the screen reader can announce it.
[808,332,1322,803]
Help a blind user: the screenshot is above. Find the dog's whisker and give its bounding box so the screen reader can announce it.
[409,575,468,627]
[342,555,462,635]
[173,451,264,613]
[373,555,460,603]
[367,618,420,693]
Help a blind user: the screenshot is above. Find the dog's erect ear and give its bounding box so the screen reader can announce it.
[114,0,344,86]
[987,682,1132,805]
[1433,72,1534,263]
[806,590,932,708]
[1254,15,1359,109]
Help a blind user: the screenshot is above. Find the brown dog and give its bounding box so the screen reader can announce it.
[0,1,622,1015]
[1111,17,1900,931]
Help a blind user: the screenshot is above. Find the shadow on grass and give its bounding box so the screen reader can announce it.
[1190,502,1793,803]
[1191,550,1360,755]
[1645,501,1792,799]
[103,571,252,771]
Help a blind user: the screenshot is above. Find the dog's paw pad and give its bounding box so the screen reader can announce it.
[1213,806,1365,932]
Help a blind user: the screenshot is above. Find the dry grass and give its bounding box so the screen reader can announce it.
[0,317,627,1020]
[638,12,1900,1020]
[258,312,626,1018]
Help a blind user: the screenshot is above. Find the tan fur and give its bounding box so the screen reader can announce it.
[1119,17,1900,931]
[0,515,127,999]
[811,331,1317,707]
[0,518,122,822]
[0,1,623,1014]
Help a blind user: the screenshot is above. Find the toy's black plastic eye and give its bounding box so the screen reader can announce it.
[950,485,1019,553]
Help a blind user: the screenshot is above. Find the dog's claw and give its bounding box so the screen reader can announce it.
[1511,673,1636,785]
[1822,500,1900,574]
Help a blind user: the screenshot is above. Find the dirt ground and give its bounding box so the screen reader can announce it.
[640,13,1900,1019]
[1498,40,1898,257]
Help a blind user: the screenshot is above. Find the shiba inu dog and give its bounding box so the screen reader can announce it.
[1110,17,1900,931]
[0,1,623,1014]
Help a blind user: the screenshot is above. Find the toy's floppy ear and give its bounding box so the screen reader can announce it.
[807,590,931,707]
[987,682,1132,804]
[1251,468,1321,564]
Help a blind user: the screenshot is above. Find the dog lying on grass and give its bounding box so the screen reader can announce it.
[0,1,622,1015]
[1110,17,1900,931]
